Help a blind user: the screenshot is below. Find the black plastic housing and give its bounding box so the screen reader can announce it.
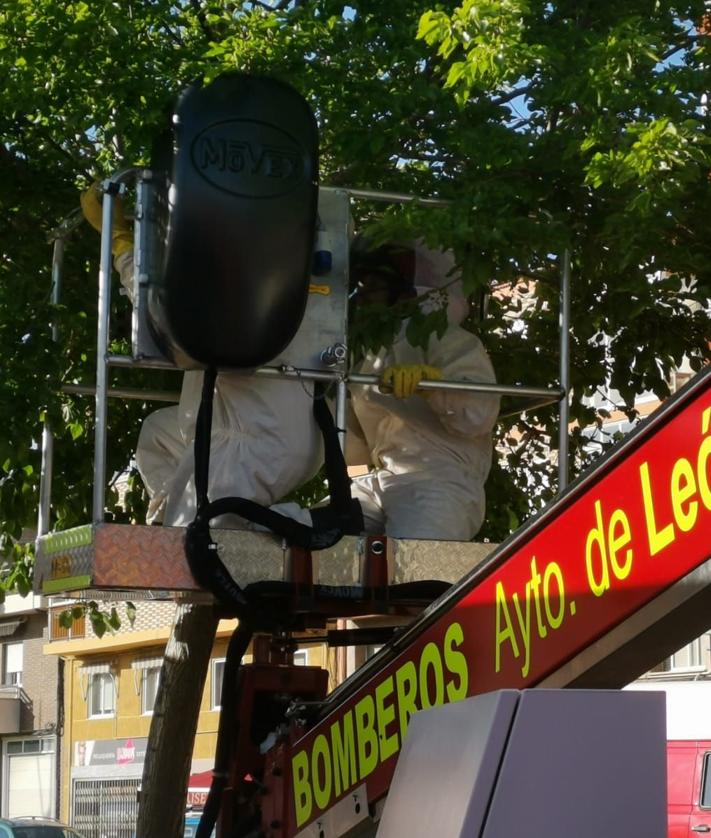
[148,73,319,368]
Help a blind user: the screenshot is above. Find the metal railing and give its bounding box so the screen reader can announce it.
[41,176,570,530]
[72,776,140,838]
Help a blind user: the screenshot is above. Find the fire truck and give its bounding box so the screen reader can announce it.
[34,73,710,837]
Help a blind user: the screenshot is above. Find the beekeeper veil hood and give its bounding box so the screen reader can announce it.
[411,239,469,325]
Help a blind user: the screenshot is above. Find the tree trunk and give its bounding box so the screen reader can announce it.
[136,602,219,838]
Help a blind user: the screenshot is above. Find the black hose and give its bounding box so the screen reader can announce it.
[187,373,362,830]
[185,371,363,626]
[196,620,254,838]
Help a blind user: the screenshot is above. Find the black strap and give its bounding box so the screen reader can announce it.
[194,365,217,511]
[308,382,364,539]
[185,369,363,619]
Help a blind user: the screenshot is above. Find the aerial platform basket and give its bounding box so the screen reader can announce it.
[34,522,496,622]
[37,172,568,613]
[38,73,568,612]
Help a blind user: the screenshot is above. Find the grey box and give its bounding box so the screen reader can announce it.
[377,688,667,838]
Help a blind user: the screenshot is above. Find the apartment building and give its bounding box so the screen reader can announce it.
[43,598,328,837]
[0,592,61,818]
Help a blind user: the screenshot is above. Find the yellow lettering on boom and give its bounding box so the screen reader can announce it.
[543,561,565,629]
[311,734,332,811]
[608,508,633,579]
[292,619,472,825]
[640,462,676,555]
[395,661,418,744]
[354,694,378,780]
[671,458,698,533]
[331,712,357,798]
[419,642,445,710]
[585,500,610,596]
[292,749,312,828]
[375,676,399,761]
[699,436,711,510]
[495,581,519,672]
[444,621,469,702]
[529,558,547,639]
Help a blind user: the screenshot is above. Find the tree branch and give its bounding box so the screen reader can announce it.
[489,84,534,108]
[160,21,184,46]
[250,0,297,10]
[660,34,699,63]
[15,120,93,178]
[189,0,218,40]
[394,147,449,164]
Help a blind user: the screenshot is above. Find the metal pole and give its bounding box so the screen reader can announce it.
[338,187,451,208]
[92,184,116,523]
[558,250,571,492]
[105,355,563,402]
[62,384,181,403]
[348,373,561,399]
[335,378,348,453]
[37,238,64,536]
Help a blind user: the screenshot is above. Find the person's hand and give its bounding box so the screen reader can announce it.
[379,364,442,399]
[80,181,133,257]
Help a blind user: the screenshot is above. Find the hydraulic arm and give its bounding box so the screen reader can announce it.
[253,367,711,837]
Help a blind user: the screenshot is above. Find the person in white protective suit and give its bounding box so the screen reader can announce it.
[345,239,500,540]
[275,239,500,541]
[80,184,323,527]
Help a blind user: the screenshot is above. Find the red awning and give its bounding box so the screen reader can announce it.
[188,770,213,790]
[187,770,213,809]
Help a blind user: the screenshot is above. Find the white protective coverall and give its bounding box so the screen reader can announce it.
[275,243,500,541]
[346,245,499,540]
[115,252,323,527]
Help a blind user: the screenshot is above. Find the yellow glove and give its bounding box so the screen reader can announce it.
[379,364,442,399]
[80,182,133,257]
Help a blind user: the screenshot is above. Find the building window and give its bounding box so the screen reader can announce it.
[141,666,160,715]
[6,738,53,755]
[211,658,225,710]
[671,370,692,393]
[3,736,56,818]
[49,607,86,641]
[88,672,116,718]
[2,642,22,687]
[131,656,163,715]
[649,634,710,676]
[669,637,704,671]
[294,650,308,666]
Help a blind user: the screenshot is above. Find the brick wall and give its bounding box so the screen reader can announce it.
[21,624,59,731]
[1,612,60,733]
